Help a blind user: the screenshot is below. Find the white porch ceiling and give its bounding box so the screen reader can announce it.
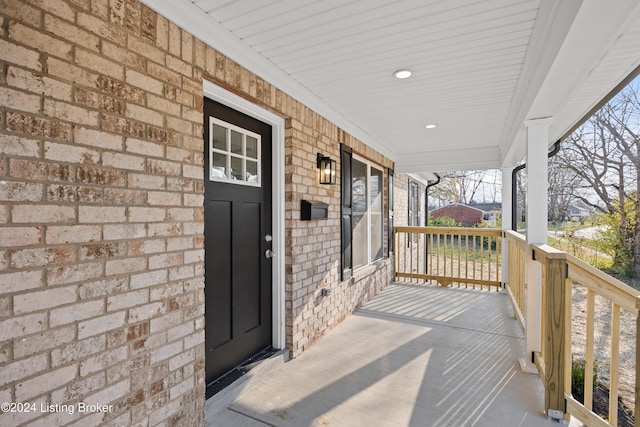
[143,0,640,174]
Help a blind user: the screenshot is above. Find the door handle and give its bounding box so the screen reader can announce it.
[264,249,275,259]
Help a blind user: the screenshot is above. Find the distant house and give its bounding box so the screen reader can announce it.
[566,203,592,222]
[430,203,501,226]
[430,203,482,226]
[470,203,502,226]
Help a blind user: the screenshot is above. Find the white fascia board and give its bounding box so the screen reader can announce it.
[140,0,395,162]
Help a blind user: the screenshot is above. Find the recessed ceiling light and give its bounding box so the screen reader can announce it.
[425,124,437,129]
[393,69,412,79]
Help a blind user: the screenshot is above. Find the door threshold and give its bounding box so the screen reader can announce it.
[205,348,289,416]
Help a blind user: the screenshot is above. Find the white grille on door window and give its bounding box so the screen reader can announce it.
[209,117,261,187]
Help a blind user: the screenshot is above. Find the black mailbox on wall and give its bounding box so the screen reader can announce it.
[301,200,329,220]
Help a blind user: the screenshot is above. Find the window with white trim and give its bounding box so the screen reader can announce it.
[352,156,384,270]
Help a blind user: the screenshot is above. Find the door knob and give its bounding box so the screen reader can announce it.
[264,249,275,259]
[265,234,273,242]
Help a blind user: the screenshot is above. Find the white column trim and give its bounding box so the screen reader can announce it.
[203,80,286,350]
[521,116,553,373]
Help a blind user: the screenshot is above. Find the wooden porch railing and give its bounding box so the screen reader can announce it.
[505,230,526,329]
[394,226,639,425]
[394,226,501,290]
[532,244,640,427]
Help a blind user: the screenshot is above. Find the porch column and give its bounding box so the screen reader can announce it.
[500,167,512,284]
[521,117,553,373]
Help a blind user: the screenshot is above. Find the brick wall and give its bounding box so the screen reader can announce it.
[393,174,426,227]
[0,0,394,425]
[394,174,410,227]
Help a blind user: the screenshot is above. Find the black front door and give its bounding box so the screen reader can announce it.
[203,98,273,389]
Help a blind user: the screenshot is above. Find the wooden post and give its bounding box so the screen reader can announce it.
[539,246,569,420]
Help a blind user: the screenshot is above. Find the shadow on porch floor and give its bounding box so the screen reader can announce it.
[205,282,576,427]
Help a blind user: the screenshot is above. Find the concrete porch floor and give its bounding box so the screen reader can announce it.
[205,282,576,427]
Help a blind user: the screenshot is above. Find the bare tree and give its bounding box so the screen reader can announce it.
[554,77,640,274]
[548,155,581,223]
[432,170,487,205]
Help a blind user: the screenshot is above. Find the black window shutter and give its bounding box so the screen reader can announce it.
[388,168,394,254]
[340,143,352,280]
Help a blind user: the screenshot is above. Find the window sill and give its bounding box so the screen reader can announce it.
[352,258,388,282]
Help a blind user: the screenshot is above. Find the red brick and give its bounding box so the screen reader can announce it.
[7,66,72,101]
[0,134,41,157]
[100,114,145,138]
[79,206,126,223]
[47,184,103,203]
[44,141,100,164]
[47,57,100,88]
[12,204,75,223]
[76,48,124,80]
[45,14,99,51]
[0,87,41,113]
[79,242,126,260]
[77,166,126,186]
[9,21,73,60]
[125,137,164,157]
[13,285,77,314]
[46,225,101,244]
[6,112,71,140]
[1,0,41,27]
[0,269,43,293]
[11,246,75,268]
[34,0,75,22]
[77,13,127,46]
[0,181,43,201]
[103,188,146,205]
[9,159,73,182]
[74,87,124,114]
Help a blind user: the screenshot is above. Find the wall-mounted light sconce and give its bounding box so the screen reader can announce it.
[317,153,336,185]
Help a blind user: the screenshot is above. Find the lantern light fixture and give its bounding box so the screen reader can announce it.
[317,153,336,185]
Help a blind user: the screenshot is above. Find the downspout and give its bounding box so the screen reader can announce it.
[425,174,441,225]
[424,174,441,273]
[511,141,561,231]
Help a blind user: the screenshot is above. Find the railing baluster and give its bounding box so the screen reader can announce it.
[465,232,469,288]
[585,289,595,410]
[480,235,485,284]
[428,232,433,280]
[609,303,620,426]
[403,231,407,280]
[457,232,461,288]
[443,231,448,281]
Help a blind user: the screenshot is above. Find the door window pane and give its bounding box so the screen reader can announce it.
[231,130,243,154]
[246,160,258,183]
[246,136,258,159]
[212,152,228,179]
[213,124,227,150]
[231,157,243,180]
[209,117,261,186]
